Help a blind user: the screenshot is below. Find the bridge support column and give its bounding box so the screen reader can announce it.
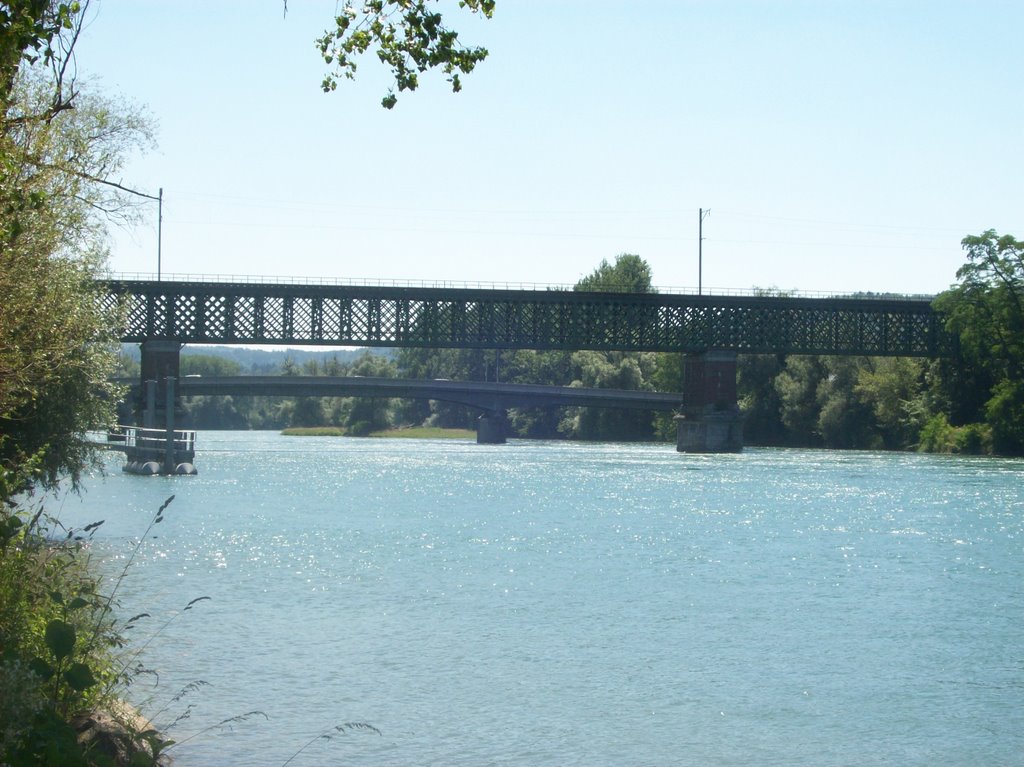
[125,341,197,475]
[675,350,744,453]
[139,340,182,420]
[476,411,507,444]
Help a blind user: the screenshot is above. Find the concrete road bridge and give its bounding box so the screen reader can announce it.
[100,277,954,462]
[173,375,685,412]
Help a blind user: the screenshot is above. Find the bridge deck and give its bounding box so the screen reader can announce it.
[165,376,685,411]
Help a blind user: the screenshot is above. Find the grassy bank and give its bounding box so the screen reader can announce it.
[280,427,347,436]
[369,427,476,439]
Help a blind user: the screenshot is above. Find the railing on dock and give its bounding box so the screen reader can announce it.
[112,426,196,453]
[108,425,198,475]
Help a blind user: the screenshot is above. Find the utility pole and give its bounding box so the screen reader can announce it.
[157,187,163,281]
[114,183,163,278]
[698,208,710,295]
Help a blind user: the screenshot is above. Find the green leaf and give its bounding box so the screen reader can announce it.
[29,657,55,680]
[67,596,90,610]
[64,662,98,691]
[45,619,76,660]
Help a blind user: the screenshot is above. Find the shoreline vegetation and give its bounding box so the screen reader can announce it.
[282,426,477,440]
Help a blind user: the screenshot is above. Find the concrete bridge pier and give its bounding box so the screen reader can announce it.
[675,350,744,453]
[139,340,182,421]
[476,410,507,444]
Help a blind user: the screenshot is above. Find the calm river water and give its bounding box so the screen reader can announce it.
[57,433,1023,766]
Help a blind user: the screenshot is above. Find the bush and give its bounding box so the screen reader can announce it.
[917,413,992,455]
[347,420,374,437]
[0,499,172,766]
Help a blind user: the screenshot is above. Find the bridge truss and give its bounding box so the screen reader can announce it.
[101,280,954,357]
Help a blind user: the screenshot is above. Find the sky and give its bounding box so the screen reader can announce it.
[73,1,1023,296]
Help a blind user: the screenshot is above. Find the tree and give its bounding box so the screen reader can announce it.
[574,253,654,293]
[335,351,397,434]
[774,356,826,445]
[560,350,658,441]
[736,354,787,445]
[395,345,482,428]
[854,357,927,450]
[1,62,154,491]
[314,0,495,109]
[816,357,877,449]
[180,354,243,377]
[561,255,660,440]
[934,231,1024,454]
[0,0,83,116]
[504,348,572,438]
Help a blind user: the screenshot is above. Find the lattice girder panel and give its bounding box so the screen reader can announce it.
[466,301,490,344]
[318,298,344,341]
[256,296,285,341]
[905,313,934,354]
[122,292,149,338]
[285,297,315,342]
[199,295,230,341]
[229,296,255,341]
[833,309,862,353]
[857,312,888,354]
[343,298,368,340]
[377,298,399,343]
[677,305,711,350]
[173,294,199,338]
[149,294,170,338]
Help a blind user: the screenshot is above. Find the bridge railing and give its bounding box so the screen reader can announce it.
[103,272,937,302]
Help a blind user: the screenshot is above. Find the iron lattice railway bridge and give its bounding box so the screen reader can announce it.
[100,278,955,456]
[100,279,954,357]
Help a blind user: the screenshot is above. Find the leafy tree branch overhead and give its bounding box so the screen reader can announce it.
[0,0,86,121]
[310,0,495,109]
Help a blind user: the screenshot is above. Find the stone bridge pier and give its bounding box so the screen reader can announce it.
[476,410,507,444]
[675,350,744,453]
[139,340,182,428]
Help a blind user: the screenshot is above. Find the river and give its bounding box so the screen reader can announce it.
[57,433,1023,766]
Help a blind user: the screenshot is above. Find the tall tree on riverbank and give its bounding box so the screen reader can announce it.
[560,254,660,440]
[1,72,153,491]
[1,2,155,492]
[934,231,1024,454]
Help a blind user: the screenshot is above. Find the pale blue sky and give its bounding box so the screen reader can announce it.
[76,1,1022,295]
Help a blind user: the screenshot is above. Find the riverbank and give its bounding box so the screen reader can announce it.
[0,503,169,765]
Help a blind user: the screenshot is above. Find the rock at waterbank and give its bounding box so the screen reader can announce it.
[73,700,170,766]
